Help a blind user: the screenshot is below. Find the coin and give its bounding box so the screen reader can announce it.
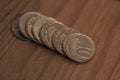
[63,33,95,62]
[25,16,41,43]
[11,16,27,41]
[40,21,66,49]
[52,28,78,55]
[39,18,57,48]
[19,12,42,38]
[32,16,49,44]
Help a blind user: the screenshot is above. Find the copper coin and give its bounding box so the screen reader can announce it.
[19,12,42,38]
[40,21,66,49]
[52,28,78,55]
[25,16,40,43]
[63,33,96,62]
[32,16,49,44]
[11,16,27,41]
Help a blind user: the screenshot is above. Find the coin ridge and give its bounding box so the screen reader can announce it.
[63,33,96,62]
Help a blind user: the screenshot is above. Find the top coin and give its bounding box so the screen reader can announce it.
[63,33,96,62]
[19,12,42,38]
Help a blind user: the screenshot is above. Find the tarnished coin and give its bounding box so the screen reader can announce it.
[63,33,95,62]
[25,16,40,43]
[32,17,56,44]
[52,28,78,55]
[39,18,58,47]
[40,21,67,49]
[19,12,42,38]
[11,16,27,41]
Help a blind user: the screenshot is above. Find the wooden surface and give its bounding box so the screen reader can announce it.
[0,0,120,80]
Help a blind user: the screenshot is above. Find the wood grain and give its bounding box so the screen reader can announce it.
[0,0,120,80]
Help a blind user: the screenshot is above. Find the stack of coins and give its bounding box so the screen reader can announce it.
[11,12,96,63]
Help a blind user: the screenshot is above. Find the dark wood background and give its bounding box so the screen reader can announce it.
[0,0,120,80]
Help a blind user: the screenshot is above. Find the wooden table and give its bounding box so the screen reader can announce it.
[0,0,120,80]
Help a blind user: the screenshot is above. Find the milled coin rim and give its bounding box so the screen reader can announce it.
[63,33,96,62]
